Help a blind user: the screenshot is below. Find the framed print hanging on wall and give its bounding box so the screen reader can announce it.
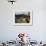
[13,10,32,26]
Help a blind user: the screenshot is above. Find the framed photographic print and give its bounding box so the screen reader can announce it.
[13,10,32,26]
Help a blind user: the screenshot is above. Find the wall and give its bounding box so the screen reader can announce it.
[0,0,46,42]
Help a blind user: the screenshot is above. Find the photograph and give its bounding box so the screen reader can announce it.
[14,11,32,26]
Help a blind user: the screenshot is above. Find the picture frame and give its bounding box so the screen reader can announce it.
[13,10,33,26]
